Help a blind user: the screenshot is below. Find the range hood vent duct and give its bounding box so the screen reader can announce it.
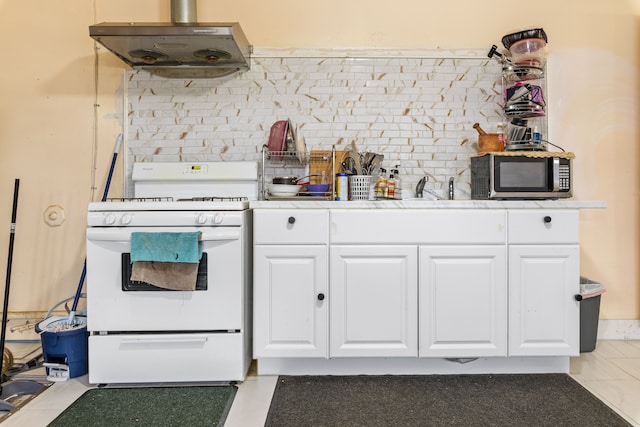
[89,0,251,78]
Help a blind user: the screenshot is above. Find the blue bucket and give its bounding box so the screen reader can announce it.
[36,316,88,379]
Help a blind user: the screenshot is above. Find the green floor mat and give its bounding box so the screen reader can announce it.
[49,385,236,427]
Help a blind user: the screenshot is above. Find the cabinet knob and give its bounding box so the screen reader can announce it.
[288,216,296,224]
[543,216,552,223]
[574,294,583,301]
[317,293,325,301]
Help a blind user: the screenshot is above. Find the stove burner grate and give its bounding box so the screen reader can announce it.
[105,196,249,203]
[107,197,174,202]
[181,197,249,202]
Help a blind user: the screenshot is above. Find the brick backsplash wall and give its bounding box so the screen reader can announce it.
[125,55,503,199]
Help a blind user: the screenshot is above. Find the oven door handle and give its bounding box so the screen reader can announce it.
[86,228,241,242]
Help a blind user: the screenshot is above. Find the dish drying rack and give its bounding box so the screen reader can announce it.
[261,145,337,200]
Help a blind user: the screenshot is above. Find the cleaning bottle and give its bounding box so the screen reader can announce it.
[533,126,541,145]
[496,123,505,149]
[392,166,402,199]
[387,169,396,199]
[376,168,387,198]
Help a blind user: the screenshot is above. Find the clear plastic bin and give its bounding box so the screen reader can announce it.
[578,277,606,353]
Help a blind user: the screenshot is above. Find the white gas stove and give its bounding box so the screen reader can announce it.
[86,161,257,384]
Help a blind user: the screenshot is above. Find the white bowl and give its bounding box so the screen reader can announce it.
[269,183,301,197]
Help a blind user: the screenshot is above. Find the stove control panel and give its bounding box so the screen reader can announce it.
[195,213,224,225]
[88,211,245,227]
[183,164,209,175]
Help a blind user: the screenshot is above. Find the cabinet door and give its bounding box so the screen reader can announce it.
[419,245,507,358]
[330,245,418,357]
[253,245,328,358]
[509,245,580,356]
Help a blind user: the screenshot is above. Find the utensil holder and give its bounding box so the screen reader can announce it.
[349,175,371,200]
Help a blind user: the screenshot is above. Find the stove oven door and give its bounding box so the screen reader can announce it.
[86,226,246,332]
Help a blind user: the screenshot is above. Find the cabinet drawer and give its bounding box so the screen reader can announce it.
[331,210,506,244]
[254,209,329,244]
[508,210,579,244]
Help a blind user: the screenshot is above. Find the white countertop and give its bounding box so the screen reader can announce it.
[250,199,607,209]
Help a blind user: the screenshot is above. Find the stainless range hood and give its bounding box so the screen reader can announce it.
[89,0,251,78]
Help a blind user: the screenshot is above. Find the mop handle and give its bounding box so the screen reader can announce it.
[0,179,20,378]
[69,134,122,320]
[9,180,19,224]
[101,133,122,202]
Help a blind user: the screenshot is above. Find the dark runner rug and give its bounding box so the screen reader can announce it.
[265,374,631,427]
[48,385,236,427]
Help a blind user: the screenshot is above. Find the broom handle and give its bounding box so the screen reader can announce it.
[0,179,20,379]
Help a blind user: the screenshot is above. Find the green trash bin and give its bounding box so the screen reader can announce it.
[579,277,606,353]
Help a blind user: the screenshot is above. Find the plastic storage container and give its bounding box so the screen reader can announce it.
[509,38,546,66]
[577,277,606,353]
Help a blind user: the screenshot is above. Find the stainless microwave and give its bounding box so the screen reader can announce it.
[470,153,572,200]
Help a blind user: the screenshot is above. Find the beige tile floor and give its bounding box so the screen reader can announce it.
[2,340,639,426]
[570,340,640,426]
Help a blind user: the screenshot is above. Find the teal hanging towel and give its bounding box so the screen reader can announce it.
[130,232,202,264]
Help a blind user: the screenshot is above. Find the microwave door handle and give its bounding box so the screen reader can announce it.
[553,158,560,191]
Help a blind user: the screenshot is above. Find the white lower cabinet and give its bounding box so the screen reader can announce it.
[508,245,579,356]
[253,245,328,358]
[253,209,329,358]
[253,207,581,368]
[419,245,507,358]
[330,245,418,357]
[507,210,580,356]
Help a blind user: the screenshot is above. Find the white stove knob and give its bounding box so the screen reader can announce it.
[121,213,133,225]
[196,213,208,224]
[213,213,223,224]
[104,214,116,225]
